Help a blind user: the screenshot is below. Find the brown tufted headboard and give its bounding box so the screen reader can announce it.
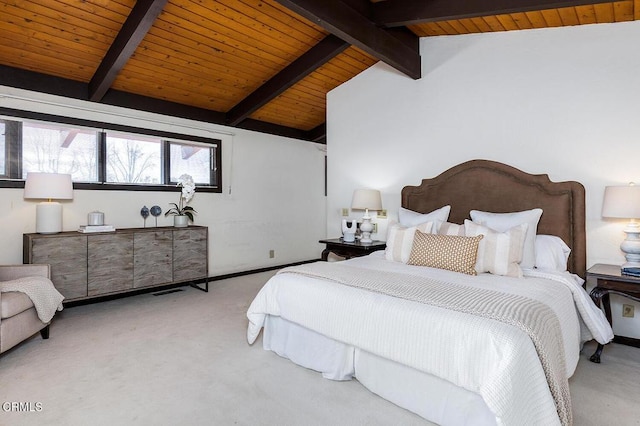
[401,159,586,278]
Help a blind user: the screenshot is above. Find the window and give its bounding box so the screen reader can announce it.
[22,121,99,182]
[169,141,215,185]
[106,133,161,184]
[0,112,221,192]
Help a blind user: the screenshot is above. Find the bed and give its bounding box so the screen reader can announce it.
[247,159,613,426]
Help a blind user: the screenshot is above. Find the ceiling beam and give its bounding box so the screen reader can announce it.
[275,0,421,80]
[0,64,313,143]
[306,123,326,144]
[178,146,203,160]
[373,0,613,27]
[234,118,309,141]
[226,34,349,127]
[88,0,168,102]
[60,130,79,148]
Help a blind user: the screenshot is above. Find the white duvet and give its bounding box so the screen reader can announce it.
[247,252,613,425]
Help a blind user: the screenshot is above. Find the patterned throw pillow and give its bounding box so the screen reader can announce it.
[464,220,528,278]
[408,231,483,275]
[385,222,433,263]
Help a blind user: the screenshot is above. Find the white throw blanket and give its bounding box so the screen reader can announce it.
[0,276,64,323]
[247,253,613,426]
[522,268,613,345]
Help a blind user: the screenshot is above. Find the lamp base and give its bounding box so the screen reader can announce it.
[360,216,374,244]
[36,202,63,234]
[621,223,640,268]
[622,261,640,270]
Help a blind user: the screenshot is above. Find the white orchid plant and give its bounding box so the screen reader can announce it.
[165,174,197,221]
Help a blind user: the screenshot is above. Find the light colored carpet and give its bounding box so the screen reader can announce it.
[1,270,639,425]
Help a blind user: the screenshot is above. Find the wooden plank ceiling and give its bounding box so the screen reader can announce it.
[0,0,638,144]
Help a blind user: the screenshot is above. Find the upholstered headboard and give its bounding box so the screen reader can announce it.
[401,159,586,278]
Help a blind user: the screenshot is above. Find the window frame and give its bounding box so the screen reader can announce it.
[0,120,21,179]
[165,140,218,187]
[0,107,222,193]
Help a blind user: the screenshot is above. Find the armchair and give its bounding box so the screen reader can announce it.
[0,264,53,354]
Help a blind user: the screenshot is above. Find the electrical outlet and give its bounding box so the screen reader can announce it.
[269,249,275,259]
[341,208,349,216]
[373,223,378,234]
[623,304,635,318]
[378,209,387,219]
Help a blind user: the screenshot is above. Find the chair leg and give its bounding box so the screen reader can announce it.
[40,325,50,340]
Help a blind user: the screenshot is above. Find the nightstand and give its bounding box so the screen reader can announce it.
[587,263,640,363]
[319,238,386,261]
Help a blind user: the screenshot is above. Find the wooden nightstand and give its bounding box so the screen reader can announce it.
[319,238,386,261]
[587,263,640,363]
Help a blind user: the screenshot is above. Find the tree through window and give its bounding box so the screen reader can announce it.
[106,134,161,184]
[22,121,98,182]
[0,114,221,192]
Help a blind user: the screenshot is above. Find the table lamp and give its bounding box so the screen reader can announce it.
[24,172,74,234]
[351,189,382,244]
[602,183,640,268]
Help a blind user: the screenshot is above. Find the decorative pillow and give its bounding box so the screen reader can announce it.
[399,205,451,233]
[408,231,483,275]
[464,220,528,278]
[438,222,465,236]
[385,222,433,263]
[469,208,542,269]
[535,235,571,272]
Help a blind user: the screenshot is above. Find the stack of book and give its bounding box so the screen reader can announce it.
[621,266,640,277]
[78,225,116,233]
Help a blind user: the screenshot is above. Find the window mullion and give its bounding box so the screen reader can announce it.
[214,142,221,188]
[162,140,170,185]
[97,131,106,183]
[6,120,22,179]
[210,147,215,187]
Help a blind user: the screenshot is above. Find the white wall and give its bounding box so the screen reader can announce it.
[0,86,327,276]
[327,21,640,337]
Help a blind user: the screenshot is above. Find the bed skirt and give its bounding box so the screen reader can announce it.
[263,315,497,426]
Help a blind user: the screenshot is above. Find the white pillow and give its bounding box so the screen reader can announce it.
[469,208,542,269]
[438,222,465,236]
[464,220,528,278]
[535,235,571,272]
[399,205,451,232]
[385,222,433,263]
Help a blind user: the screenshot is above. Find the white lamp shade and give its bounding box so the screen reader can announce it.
[24,172,73,200]
[351,189,382,211]
[602,185,640,219]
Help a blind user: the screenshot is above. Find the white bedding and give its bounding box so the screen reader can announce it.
[263,315,498,425]
[247,252,613,425]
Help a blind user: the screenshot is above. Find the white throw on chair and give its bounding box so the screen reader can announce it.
[0,264,64,354]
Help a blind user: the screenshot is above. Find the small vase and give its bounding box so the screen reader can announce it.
[174,215,188,228]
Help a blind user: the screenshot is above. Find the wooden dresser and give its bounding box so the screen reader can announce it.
[23,226,208,303]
